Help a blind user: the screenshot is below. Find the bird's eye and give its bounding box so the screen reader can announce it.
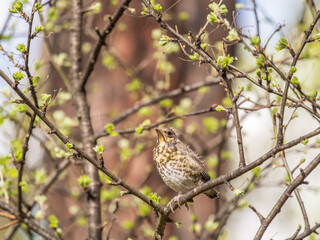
[167,131,173,136]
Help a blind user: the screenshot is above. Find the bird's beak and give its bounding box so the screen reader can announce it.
[155,128,165,143]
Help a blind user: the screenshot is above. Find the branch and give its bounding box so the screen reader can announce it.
[254,154,320,240]
[70,0,102,238]
[222,72,246,167]
[4,158,71,239]
[0,69,164,214]
[280,152,310,230]
[95,77,221,139]
[80,0,133,88]
[17,113,36,216]
[162,126,320,214]
[0,200,59,240]
[290,222,320,240]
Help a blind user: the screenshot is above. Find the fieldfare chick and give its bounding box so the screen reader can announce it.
[153,128,219,211]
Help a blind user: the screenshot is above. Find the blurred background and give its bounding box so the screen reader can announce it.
[1,0,320,239]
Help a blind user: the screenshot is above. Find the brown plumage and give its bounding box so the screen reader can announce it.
[153,128,219,203]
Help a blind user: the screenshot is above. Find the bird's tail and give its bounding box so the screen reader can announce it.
[204,188,219,199]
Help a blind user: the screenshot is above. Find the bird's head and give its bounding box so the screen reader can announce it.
[155,128,179,145]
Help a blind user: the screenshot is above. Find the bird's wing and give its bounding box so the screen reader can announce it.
[177,143,211,181]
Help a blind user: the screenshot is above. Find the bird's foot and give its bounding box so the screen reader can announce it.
[168,194,183,213]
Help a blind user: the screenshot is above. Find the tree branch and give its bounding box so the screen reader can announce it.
[0,200,59,240]
[254,154,320,240]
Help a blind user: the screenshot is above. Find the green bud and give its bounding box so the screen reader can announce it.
[275,37,289,51]
[77,174,91,188]
[189,52,200,61]
[250,36,261,45]
[233,188,244,196]
[16,43,26,53]
[207,12,217,24]
[291,76,300,86]
[154,4,162,13]
[35,25,44,33]
[217,54,234,68]
[12,71,25,81]
[66,142,73,152]
[226,28,238,41]
[93,145,104,155]
[34,2,43,12]
[215,105,226,112]
[290,66,297,74]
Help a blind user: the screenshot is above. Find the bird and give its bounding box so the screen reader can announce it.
[153,128,219,211]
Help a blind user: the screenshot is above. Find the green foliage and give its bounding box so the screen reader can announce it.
[34,2,43,12]
[138,203,151,217]
[16,43,26,53]
[190,222,202,234]
[102,55,117,70]
[16,104,26,113]
[208,3,228,15]
[147,192,161,204]
[159,98,173,108]
[35,25,44,34]
[48,7,58,21]
[178,11,189,21]
[308,90,318,99]
[135,119,151,134]
[215,105,226,112]
[34,168,47,185]
[9,0,23,13]
[250,36,261,45]
[11,139,22,161]
[275,37,289,51]
[154,4,162,13]
[32,75,41,87]
[221,150,232,160]
[291,76,300,86]
[118,139,132,161]
[205,216,219,232]
[207,12,217,25]
[13,70,25,81]
[207,156,218,167]
[53,110,76,136]
[198,86,209,94]
[217,54,234,68]
[34,195,47,204]
[93,145,104,155]
[122,220,134,230]
[126,78,142,91]
[19,181,28,193]
[101,187,119,201]
[233,188,244,196]
[251,167,261,177]
[226,29,238,41]
[65,142,73,152]
[189,52,200,61]
[104,123,118,136]
[202,117,219,134]
[77,175,91,188]
[90,2,101,13]
[53,53,70,67]
[48,215,59,228]
[315,33,320,42]
[272,107,278,116]
[175,221,182,228]
[159,35,169,46]
[302,138,308,146]
[41,93,52,105]
[256,54,265,67]
[200,43,208,50]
